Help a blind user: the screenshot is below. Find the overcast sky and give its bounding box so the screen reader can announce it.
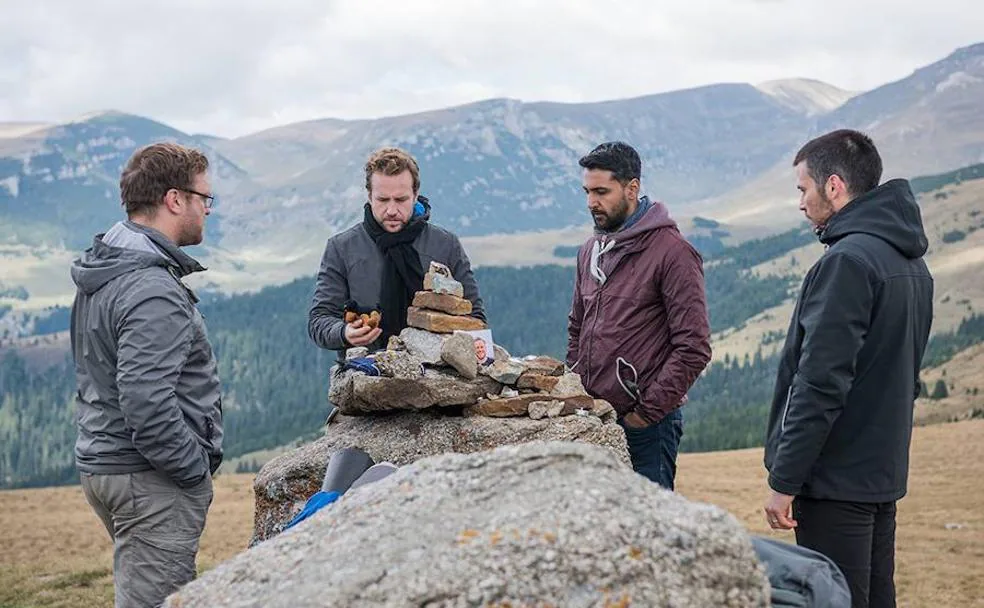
[2,0,982,138]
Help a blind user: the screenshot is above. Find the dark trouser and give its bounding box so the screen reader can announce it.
[80,469,213,608]
[618,408,683,490]
[793,496,897,608]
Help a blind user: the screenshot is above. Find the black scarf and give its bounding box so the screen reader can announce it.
[363,202,427,343]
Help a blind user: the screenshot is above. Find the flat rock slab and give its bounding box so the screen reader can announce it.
[247,412,632,545]
[412,291,472,315]
[339,371,500,414]
[516,372,561,392]
[464,393,595,417]
[407,306,486,333]
[521,355,565,376]
[480,357,527,384]
[423,272,464,297]
[171,441,769,608]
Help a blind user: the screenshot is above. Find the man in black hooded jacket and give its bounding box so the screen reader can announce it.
[762,129,934,608]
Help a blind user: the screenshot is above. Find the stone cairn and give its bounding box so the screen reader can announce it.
[329,260,616,423]
[250,261,622,544]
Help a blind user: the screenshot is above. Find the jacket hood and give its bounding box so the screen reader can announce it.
[71,221,206,295]
[820,178,929,259]
[593,196,678,249]
[413,195,432,222]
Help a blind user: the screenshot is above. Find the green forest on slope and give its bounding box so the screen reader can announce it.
[2,207,981,487]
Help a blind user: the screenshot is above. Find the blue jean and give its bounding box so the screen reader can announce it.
[618,408,684,490]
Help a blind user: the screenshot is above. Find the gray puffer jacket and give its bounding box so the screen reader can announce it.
[70,221,223,488]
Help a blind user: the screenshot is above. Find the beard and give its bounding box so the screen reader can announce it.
[810,191,837,228]
[177,215,204,247]
[382,218,409,233]
[592,195,632,231]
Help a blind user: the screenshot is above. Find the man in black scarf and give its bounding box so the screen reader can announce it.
[360,196,427,344]
[308,147,486,357]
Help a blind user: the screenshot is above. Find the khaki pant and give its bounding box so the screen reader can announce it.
[80,469,213,608]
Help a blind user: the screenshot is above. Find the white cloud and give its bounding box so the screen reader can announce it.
[0,0,981,137]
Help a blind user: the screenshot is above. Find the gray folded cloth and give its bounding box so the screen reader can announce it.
[350,462,399,491]
[321,447,375,494]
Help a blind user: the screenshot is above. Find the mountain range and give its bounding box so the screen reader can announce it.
[3,40,984,488]
[1,41,983,309]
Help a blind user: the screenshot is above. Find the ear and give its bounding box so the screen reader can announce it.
[626,178,641,199]
[828,174,847,200]
[162,188,183,215]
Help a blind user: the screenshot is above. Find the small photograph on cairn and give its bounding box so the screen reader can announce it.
[459,329,495,366]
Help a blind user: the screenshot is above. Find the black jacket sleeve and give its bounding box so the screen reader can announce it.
[769,252,873,495]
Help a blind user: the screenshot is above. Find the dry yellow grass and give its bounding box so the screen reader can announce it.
[0,474,255,608]
[678,419,984,607]
[2,420,982,607]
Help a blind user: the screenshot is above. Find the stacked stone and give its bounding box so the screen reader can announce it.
[464,354,614,422]
[405,261,487,334]
[329,260,614,423]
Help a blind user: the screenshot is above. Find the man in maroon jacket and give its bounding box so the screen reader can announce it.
[567,141,712,489]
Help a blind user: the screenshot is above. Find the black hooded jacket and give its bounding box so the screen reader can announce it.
[764,179,934,502]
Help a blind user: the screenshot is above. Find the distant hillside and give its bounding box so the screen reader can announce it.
[0,112,246,250]
[755,78,856,116]
[916,341,984,425]
[2,42,983,487]
[2,41,982,308]
[703,42,984,230]
[713,165,984,364]
[910,162,984,195]
[0,223,816,488]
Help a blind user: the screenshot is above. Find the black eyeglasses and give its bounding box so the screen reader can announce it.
[176,188,216,209]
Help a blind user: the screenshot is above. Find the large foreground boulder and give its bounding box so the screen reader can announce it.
[168,441,770,608]
[251,411,629,544]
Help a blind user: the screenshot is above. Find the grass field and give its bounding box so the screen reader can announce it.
[2,420,982,607]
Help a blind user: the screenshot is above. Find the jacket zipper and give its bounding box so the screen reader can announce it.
[780,386,793,433]
[583,248,633,386]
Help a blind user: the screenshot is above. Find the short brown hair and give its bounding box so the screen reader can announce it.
[364,147,420,194]
[120,142,209,216]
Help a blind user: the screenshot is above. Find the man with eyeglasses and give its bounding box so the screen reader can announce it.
[69,142,223,607]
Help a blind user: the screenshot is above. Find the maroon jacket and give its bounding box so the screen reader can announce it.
[566,200,712,424]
